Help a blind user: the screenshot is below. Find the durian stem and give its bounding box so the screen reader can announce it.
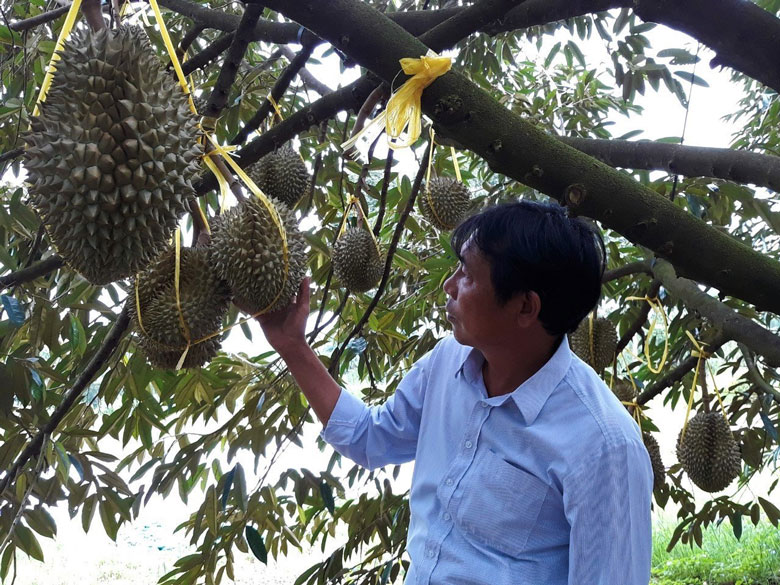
[210,153,245,202]
[328,141,432,376]
[700,363,711,413]
[0,307,130,497]
[616,279,662,355]
[0,255,64,291]
[82,0,106,31]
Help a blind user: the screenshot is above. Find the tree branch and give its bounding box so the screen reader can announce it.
[602,260,653,283]
[261,0,780,315]
[204,3,264,120]
[8,5,69,32]
[636,330,728,405]
[0,256,64,290]
[562,137,780,193]
[279,47,333,96]
[182,32,234,76]
[0,148,24,165]
[328,142,432,376]
[738,343,780,404]
[653,259,780,367]
[230,41,316,145]
[0,307,130,497]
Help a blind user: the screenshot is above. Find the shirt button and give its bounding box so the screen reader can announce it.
[426,548,435,558]
[464,440,473,449]
[482,402,489,408]
[445,478,453,486]
[443,513,451,521]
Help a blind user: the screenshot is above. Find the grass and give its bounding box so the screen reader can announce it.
[652,520,780,585]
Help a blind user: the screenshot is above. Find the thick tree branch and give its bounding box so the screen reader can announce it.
[231,42,316,145]
[261,0,780,316]
[0,256,64,290]
[204,4,264,120]
[562,138,780,193]
[328,142,432,376]
[0,307,130,497]
[182,33,234,76]
[9,5,69,32]
[636,330,728,405]
[653,259,780,367]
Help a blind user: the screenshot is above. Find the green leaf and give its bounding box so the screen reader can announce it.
[221,467,236,510]
[68,314,87,356]
[674,70,709,87]
[1,543,14,580]
[14,524,44,561]
[319,481,335,514]
[730,512,742,540]
[245,526,267,564]
[380,561,392,585]
[234,464,247,512]
[759,497,780,527]
[1,295,24,326]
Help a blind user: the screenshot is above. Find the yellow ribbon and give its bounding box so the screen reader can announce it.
[680,331,713,442]
[342,51,451,151]
[337,195,382,257]
[626,295,669,374]
[33,0,83,117]
[267,93,284,124]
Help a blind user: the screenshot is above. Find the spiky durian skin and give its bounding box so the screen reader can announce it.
[23,27,202,284]
[569,317,617,372]
[676,411,741,493]
[210,197,307,314]
[247,145,310,209]
[643,432,666,491]
[419,177,471,230]
[612,379,636,403]
[332,227,384,293]
[128,247,231,369]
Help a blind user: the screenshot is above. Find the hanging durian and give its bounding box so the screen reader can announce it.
[643,432,666,491]
[211,197,307,314]
[247,145,310,209]
[332,226,384,293]
[23,26,202,284]
[676,411,741,493]
[419,177,471,230]
[612,378,636,403]
[129,247,231,369]
[569,316,617,372]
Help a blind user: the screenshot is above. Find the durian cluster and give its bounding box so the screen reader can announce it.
[24,27,312,370]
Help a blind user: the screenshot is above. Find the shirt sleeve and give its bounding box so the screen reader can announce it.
[320,351,431,470]
[563,438,653,585]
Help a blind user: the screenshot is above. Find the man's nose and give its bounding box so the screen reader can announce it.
[443,273,455,298]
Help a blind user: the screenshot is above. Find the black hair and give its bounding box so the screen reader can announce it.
[450,200,605,336]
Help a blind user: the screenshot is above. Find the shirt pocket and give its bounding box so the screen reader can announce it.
[454,448,549,558]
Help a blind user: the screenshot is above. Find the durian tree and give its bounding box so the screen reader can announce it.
[1,0,780,582]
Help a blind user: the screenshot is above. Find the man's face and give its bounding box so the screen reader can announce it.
[443,241,515,348]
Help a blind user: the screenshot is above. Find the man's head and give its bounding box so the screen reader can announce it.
[445,200,605,340]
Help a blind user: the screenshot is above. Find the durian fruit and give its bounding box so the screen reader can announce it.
[419,177,471,230]
[247,145,310,209]
[569,317,617,372]
[23,26,202,284]
[332,227,384,293]
[612,378,636,403]
[211,197,307,314]
[643,432,666,491]
[129,247,231,369]
[676,411,741,493]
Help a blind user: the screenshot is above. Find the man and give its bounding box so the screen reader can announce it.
[257,200,653,584]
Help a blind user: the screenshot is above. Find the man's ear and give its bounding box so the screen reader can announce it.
[513,290,542,328]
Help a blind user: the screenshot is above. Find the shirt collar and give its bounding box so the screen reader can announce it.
[456,336,572,425]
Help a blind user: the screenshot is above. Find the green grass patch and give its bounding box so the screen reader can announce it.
[652,520,780,585]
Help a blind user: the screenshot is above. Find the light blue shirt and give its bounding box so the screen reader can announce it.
[322,335,653,585]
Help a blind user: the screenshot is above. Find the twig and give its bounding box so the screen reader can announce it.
[182,33,234,76]
[279,47,333,96]
[303,120,329,215]
[231,42,316,146]
[0,256,64,290]
[739,343,780,404]
[204,4,264,119]
[0,307,130,497]
[177,23,206,62]
[373,149,393,237]
[616,279,661,354]
[328,142,432,375]
[8,5,69,32]
[82,0,105,31]
[603,260,653,283]
[0,148,24,166]
[637,331,728,405]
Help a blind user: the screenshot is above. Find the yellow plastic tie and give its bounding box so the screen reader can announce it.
[353,195,382,257]
[423,128,448,229]
[450,146,462,182]
[626,295,669,374]
[267,93,284,124]
[342,51,451,151]
[680,330,710,442]
[172,229,192,371]
[33,0,83,117]
[588,312,596,366]
[148,0,198,116]
[202,152,231,213]
[134,277,148,336]
[206,134,290,314]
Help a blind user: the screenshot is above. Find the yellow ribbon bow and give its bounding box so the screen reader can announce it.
[343,51,451,151]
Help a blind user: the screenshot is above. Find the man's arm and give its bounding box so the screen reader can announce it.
[255,277,341,426]
[563,439,653,585]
